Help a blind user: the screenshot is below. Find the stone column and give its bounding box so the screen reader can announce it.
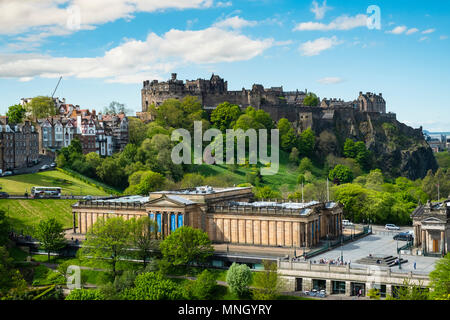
[305,222,310,248]
[441,231,445,254]
[386,284,392,297]
[326,280,332,295]
[345,281,352,296]
[303,278,312,291]
[422,230,426,253]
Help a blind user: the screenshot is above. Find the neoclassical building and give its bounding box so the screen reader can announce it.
[411,197,450,256]
[72,186,343,249]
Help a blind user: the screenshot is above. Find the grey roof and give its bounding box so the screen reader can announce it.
[94,195,149,203]
[166,195,195,205]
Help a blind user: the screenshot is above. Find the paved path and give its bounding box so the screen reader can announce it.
[306,233,438,274]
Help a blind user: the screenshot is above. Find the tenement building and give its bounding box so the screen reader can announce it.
[0,118,39,171]
[72,186,343,249]
[411,197,450,256]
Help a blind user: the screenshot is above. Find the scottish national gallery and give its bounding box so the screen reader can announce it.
[72,186,343,249]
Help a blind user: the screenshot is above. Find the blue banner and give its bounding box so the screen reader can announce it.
[171,214,176,232]
[149,213,155,232]
[178,214,183,228]
[156,213,161,233]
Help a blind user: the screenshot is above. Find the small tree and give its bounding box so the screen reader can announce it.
[35,218,66,262]
[329,164,354,185]
[160,226,214,269]
[429,253,450,300]
[6,104,26,124]
[367,288,381,300]
[226,263,252,298]
[26,96,56,120]
[79,217,131,277]
[129,216,159,268]
[65,289,105,300]
[191,269,217,300]
[252,260,284,300]
[121,272,184,300]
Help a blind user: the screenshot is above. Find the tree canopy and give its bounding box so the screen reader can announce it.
[6,104,26,124]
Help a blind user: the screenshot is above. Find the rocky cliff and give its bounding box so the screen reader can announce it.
[296,109,438,180]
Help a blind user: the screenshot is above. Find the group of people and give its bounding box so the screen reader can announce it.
[316,258,350,266]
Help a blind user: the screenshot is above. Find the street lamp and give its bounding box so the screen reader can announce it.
[340,235,344,263]
[397,239,402,270]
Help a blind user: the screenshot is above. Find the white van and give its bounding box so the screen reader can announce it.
[342,220,353,226]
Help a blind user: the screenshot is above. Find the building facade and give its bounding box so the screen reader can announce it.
[72,186,343,249]
[0,119,39,171]
[411,198,450,256]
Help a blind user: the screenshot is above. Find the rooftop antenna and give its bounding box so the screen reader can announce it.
[51,76,63,99]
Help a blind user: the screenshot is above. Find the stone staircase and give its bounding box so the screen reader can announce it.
[356,255,408,267]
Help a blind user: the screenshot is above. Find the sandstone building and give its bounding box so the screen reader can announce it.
[411,197,449,256]
[0,119,39,171]
[72,186,343,249]
[139,73,388,124]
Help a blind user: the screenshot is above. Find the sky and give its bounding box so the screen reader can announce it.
[0,0,449,131]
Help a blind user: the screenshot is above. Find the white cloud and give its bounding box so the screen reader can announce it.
[317,77,344,84]
[299,36,343,56]
[406,28,419,35]
[386,26,407,34]
[0,27,273,83]
[293,14,367,31]
[422,28,435,34]
[213,16,257,29]
[310,0,331,20]
[216,1,232,7]
[419,36,428,42]
[0,0,214,36]
[440,35,448,40]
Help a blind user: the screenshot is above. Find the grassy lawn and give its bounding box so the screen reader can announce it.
[195,150,301,192]
[0,170,110,196]
[1,199,76,234]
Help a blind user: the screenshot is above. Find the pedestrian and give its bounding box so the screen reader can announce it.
[359,289,362,297]
[414,262,416,270]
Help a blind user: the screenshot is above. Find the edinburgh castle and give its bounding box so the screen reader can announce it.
[140,73,392,133]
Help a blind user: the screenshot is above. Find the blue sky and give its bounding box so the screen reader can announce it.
[0,0,449,131]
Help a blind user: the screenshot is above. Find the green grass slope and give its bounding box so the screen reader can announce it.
[0,170,109,196]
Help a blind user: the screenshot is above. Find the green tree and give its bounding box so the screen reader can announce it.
[55,153,67,168]
[103,101,130,115]
[79,217,132,277]
[26,96,55,120]
[289,147,300,164]
[252,260,284,300]
[65,289,105,300]
[128,117,147,145]
[85,152,102,171]
[298,157,313,174]
[226,263,252,298]
[121,272,184,300]
[303,92,319,106]
[96,157,127,188]
[343,139,356,158]
[329,164,354,184]
[35,218,66,262]
[0,210,10,246]
[181,173,206,188]
[191,269,217,300]
[255,186,281,200]
[210,102,242,131]
[6,104,26,124]
[0,247,28,299]
[129,217,159,268]
[298,128,316,157]
[278,118,297,152]
[159,226,214,268]
[429,253,450,300]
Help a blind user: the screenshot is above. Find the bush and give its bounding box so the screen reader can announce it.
[121,272,183,300]
[191,270,217,300]
[65,289,105,300]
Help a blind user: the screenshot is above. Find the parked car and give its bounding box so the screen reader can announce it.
[2,171,13,176]
[385,224,400,230]
[393,232,413,241]
[39,165,50,171]
[50,162,56,168]
[0,192,9,198]
[342,219,353,226]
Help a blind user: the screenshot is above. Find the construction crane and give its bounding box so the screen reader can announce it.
[51,76,63,99]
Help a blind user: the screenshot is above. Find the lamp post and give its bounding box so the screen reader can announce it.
[340,235,343,263]
[397,239,402,270]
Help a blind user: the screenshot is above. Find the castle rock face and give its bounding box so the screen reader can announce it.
[140,73,437,179]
